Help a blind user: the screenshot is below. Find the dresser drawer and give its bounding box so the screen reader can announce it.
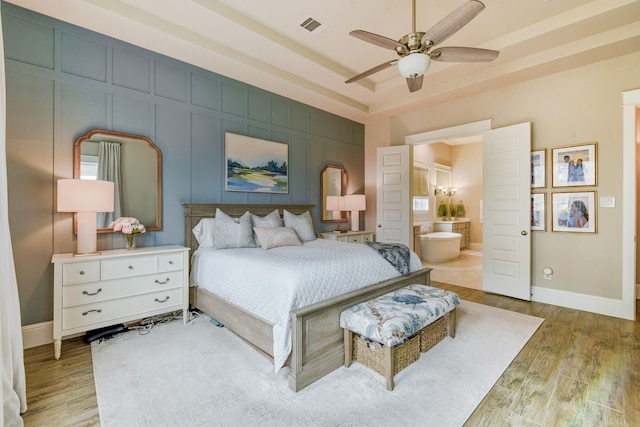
[62,271,183,308]
[62,261,100,285]
[101,255,156,280]
[62,287,183,330]
[158,252,183,272]
[346,235,364,244]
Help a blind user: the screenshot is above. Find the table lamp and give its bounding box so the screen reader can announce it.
[57,179,114,255]
[343,194,366,232]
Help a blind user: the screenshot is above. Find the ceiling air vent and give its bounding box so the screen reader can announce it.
[298,16,327,35]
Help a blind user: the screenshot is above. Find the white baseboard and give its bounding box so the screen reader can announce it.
[532,286,630,319]
[22,321,53,349]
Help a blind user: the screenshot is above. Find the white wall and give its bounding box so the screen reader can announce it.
[366,51,640,303]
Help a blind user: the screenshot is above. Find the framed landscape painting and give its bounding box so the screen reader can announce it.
[225,133,288,193]
[551,143,597,187]
[551,191,596,233]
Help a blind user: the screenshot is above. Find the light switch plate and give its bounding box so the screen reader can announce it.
[599,197,615,208]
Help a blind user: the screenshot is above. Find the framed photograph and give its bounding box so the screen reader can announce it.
[531,149,546,188]
[551,143,597,187]
[551,191,596,233]
[225,132,288,193]
[531,193,545,231]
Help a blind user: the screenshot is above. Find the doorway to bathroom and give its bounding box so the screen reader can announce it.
[413,137,484,291]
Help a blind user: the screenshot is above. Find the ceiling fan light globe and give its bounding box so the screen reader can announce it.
[398,53,431,78]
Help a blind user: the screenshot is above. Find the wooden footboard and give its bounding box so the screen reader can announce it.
[287,268,431,391]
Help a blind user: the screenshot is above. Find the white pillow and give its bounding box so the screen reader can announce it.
[253,227,302,250]
[251,209,283,246]
[283,209,316,242]
[192,218,216,248]
[213,209,258,249]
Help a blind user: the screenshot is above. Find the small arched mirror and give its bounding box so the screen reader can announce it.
[321,165,348,222]
[74,129,162,233]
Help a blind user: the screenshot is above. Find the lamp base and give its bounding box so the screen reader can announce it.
[350,210,360,232]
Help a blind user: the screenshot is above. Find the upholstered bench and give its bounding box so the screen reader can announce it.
[340,284,460,390]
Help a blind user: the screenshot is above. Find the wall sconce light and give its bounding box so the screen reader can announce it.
[57,179,114,255]
[443,187,457,197]
[343,194,366,232]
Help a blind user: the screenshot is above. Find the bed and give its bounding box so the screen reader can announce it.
[183,203,431,391]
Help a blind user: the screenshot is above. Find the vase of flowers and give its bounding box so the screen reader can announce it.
[110,217,146,249]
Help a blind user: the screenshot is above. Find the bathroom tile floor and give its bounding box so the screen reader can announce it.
[422,249,483,290]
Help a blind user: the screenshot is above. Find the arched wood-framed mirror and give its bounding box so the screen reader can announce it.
[73,129,162,233]
[321,165,348,222]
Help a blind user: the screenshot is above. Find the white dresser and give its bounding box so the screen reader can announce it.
[51,245,190,359]
[317,230,374,244]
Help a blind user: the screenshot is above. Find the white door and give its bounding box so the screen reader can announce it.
[376,145,412,248]
[482,122,532,300]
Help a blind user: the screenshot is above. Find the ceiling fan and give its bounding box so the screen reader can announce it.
[345,0,499,92]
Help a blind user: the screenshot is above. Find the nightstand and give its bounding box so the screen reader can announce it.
[317,230,374,244]
[51,245,190,359]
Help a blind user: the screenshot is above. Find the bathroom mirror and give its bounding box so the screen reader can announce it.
[74,129,162,233]
[320,165,348,222]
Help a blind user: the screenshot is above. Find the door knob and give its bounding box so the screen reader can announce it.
[521,230,528,236]
[377,224,382,228]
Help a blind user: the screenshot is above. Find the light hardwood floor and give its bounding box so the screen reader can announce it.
[21,284,640,426]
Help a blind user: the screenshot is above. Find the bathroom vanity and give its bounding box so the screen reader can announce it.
[433,219,470,249]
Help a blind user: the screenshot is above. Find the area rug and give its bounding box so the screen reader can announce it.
[92,301,543,427]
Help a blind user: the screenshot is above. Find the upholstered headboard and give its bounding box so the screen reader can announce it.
[182,203,314,254]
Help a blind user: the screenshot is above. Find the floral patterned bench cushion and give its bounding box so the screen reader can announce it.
[340,284,461,347]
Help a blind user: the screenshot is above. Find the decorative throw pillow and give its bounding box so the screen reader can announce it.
[253,227,302,250]
[213,209,257,249]
[192,218,216,248]
[283,209,316,242]
[251,209,282,245]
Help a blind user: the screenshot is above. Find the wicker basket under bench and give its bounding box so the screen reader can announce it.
[341,284,460,391]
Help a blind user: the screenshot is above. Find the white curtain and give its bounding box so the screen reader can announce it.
[96,140,122,227]
[0,3,28,425]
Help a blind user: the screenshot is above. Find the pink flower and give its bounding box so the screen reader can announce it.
[110,217,146,235]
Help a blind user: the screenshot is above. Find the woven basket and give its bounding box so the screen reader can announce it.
[353,333,420,376]
[419,316,446,352]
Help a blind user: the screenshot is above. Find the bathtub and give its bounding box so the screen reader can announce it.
[420,232,462,262]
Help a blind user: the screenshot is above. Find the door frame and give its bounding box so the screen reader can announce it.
[622,88,639,320]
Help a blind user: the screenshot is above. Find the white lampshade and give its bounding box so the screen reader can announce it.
[343,194,366,211]
[326,196,341,211]
[57,179,115,255]
[343,194,366,231]
[397,53,431,78]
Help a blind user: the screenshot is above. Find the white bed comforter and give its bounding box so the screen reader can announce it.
[190,239,422,371]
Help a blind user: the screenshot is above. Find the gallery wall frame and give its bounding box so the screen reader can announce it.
[551,191,596,233]
[531,193,545,231]
[225,133,289,193]
[551,143,597,187]
[531,149,546,188]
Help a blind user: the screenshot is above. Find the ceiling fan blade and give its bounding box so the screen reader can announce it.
[345,60,398,84]
[430,46,499,62]
[406,75,424,93]
[421,0,485,47]
[349,30,405,51]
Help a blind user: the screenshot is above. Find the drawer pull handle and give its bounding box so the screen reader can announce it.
[82,288,103,296]
[128,265,134,270]
[155,296,170,303]
[154,278,170,285]
[82,309,102,316]
[168,261,174,265]
[79,271,85,275]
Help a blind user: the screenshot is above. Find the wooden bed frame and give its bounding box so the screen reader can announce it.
[183,203,432,392]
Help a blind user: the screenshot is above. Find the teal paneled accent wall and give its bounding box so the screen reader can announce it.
[2,3,364,325]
